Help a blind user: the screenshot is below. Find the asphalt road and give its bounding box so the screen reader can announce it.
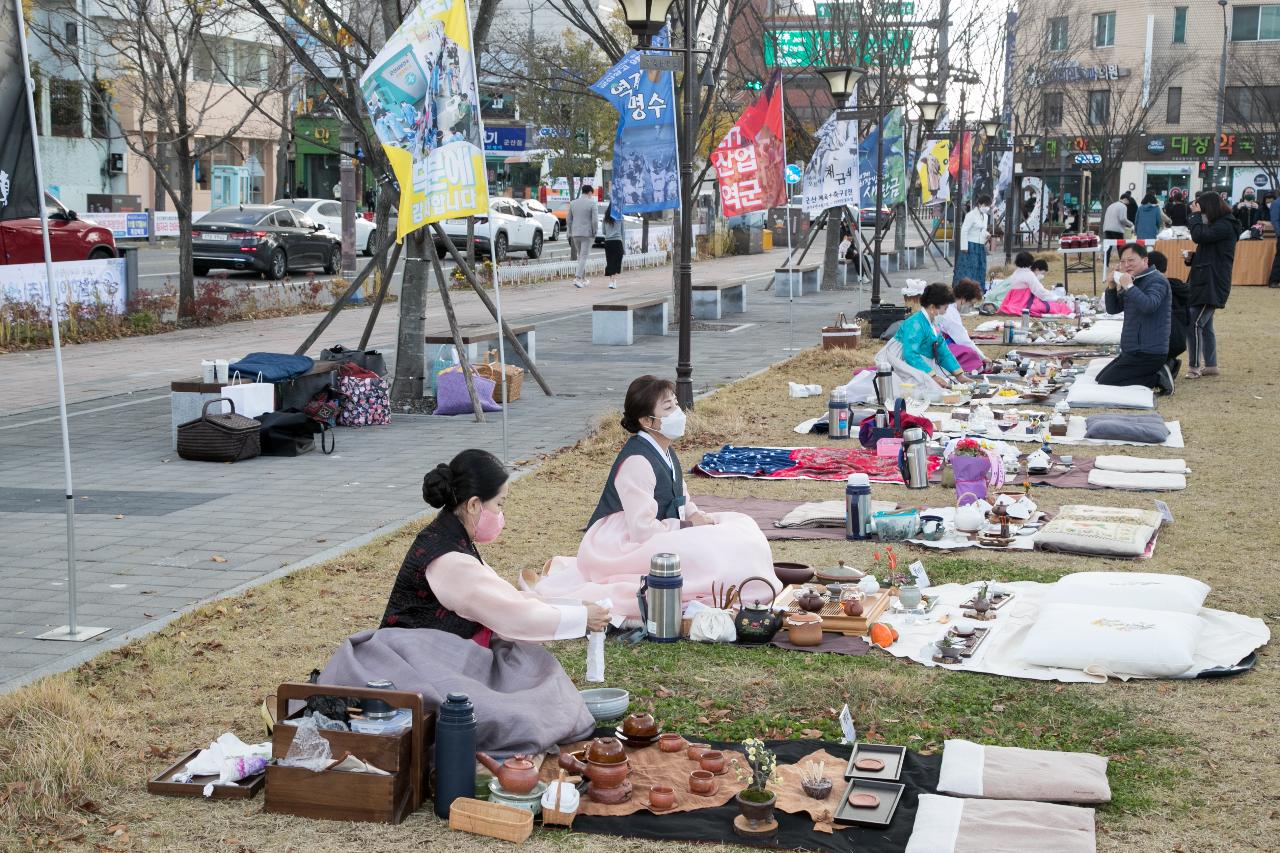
[128,234,593,294]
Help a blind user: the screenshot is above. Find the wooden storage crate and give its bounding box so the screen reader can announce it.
[450,797,534,843]
[264,682,433,824]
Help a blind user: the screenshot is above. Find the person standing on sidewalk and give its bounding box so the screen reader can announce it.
[567,184,598,288]
[1185,192,1238,378]
[602,203,625,289]
[1267,190,1280,289]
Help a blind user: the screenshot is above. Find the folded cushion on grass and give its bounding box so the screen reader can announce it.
[1019,603,1203,678]
[1084,413,1170,442]
[1045,571,1209,615]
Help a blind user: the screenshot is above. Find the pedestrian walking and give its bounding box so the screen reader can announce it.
[567,184,598,288]
[1185,191,1238,378]
[953,195,991,286]
[1134,193,1170,240]
[602,203,625,289]
[1102,197,1133,240]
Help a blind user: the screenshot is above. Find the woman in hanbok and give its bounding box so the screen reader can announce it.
[935,278,985,372]
[315,449,606,755]
[953,195,992,286]
[842,283,973,403]
[995,250,1072,317]
[533,376,776,619]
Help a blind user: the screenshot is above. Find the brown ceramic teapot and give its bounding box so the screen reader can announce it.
[476,752,540,794]
[796,588,825,613]
[620,712,658,738]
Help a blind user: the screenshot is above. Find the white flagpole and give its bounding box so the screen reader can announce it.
[778,71,797,352]
[15,0,106,642]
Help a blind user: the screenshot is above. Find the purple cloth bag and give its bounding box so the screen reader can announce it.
[952,454,992,505]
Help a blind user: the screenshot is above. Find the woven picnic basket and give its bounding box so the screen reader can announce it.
[474,349,524,401]
[448,797,533,843]
[176,398,261,463]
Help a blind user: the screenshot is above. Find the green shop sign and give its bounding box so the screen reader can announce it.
[815,2,913,17]
[764,29,914,68]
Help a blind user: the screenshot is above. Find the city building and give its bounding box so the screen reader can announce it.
[1013,1,1279,209]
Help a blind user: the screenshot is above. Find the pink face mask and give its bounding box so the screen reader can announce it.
[473,508,505,543]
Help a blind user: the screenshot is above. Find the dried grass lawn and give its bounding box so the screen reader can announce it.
[1,285,1276,852]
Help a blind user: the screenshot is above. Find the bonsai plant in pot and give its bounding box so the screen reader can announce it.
[973,582,992,615]
[732,738,778,831]
[937,635,965,663]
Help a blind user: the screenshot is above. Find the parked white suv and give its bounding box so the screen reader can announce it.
[518,199,560,240]
[436,198,544,260]
[279,198,377,255]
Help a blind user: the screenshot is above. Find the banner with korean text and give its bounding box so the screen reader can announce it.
[1,1,39,221]
[711,71,787,218]
[857,107,907,208]
[591,29,680,215]
[360,0,487,240]
[800,94,860,216]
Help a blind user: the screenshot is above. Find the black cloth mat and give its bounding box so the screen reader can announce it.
[561,733,941,851]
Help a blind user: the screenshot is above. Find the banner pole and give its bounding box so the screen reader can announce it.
[490,260,509,466]
[777,70,800,353]
[14,0,106,642]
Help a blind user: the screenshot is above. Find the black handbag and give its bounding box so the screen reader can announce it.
[257,410,335,456]
[176,399,261,463]
[320,344,388,377]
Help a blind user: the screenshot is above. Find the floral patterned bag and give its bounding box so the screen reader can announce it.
[336,363,391,426]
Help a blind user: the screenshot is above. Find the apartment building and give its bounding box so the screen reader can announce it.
[1015,1,1278,206]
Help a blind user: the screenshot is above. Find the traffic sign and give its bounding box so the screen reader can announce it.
[1073,153,1102,166]
[639,54,682,72]
[785,164,803,184]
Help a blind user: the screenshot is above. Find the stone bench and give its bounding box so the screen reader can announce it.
[592,297,669,346]
[426,323,536,368]
[169,361,340,449]
[773,263,822,297]
[692,280,747,320]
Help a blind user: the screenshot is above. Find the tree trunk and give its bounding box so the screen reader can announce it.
[822,205,841,290]
[391,229,428,407]
[176,149,196,322]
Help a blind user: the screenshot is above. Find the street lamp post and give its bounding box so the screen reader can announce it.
[1212,0,1230,189]
[615,0,699,407]
[815,65,868,298]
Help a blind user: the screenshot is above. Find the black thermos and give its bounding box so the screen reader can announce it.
[433,692,477,819]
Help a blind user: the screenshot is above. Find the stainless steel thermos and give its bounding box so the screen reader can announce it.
[901,427,930,489]
[827,387,851,439]
[845,473,872,540]
[637,553,683,642]
[873,362,894,407]
[434,692,476,819]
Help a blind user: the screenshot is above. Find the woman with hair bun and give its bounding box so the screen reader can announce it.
[532,375,775,618]
[313,448,604,754]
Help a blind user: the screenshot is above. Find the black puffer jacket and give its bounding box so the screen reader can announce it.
[1187,212,1238,309]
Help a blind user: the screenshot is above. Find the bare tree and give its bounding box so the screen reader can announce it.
[33,0,289,321]
[1218,46,1280,190]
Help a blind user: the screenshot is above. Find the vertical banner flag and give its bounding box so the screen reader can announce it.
[917,138,950,204]
[361,0,487,240]
[1,2,39,221]
[801,93,859,216]
[948,131,974,199]
[710,71,787,217]
[857,107,907,208]
[591,29,679,214]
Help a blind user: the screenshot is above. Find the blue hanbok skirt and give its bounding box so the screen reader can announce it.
[953,241,987,286]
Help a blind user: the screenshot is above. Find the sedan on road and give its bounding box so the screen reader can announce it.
[0,193,116,265]
[518,199,560,240]
[436,198,544,261]
[192,206,341,279]
[278,198,378,255]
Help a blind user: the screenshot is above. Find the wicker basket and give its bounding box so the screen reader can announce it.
[449,797,533,843]
[176,398,261,463]
[541,771,577,828]
[474,350,524,401]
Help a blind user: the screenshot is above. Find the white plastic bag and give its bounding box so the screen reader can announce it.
[689,608,737,643]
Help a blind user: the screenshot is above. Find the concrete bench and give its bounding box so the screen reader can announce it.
[592,297,669,346]
[169,361,339,449]
[773,263,822,297]
[426,323,536,368]
[692,280,747,320]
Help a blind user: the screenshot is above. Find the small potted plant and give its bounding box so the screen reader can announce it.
[799,759,832,800]
[938,635,965,663]
[881,548,922,609]
[973,582,992,615]
[732,738,778,828]
[950,438,992,506]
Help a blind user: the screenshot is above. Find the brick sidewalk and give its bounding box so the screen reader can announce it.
[0,248,935,692]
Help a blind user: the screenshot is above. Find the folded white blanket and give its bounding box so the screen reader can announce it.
[906,795,1097,853]
[1093,455,1188,473]
[1087,469,1186,491]
[937,739,1111,804]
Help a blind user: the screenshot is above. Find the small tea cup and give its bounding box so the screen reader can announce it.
[689,769,716,796]
[686,742,711,761]
[648,784,675,810]
[658,733,687,753]
[698,750,726,774]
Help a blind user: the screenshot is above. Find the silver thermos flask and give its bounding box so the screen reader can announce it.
[873,362,894,407]
[901,427,930,489]
[636,553,683,642]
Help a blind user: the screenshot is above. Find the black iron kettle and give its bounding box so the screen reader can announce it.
[734,576,783,644]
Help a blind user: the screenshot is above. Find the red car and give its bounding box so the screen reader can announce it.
[0,193,117,264]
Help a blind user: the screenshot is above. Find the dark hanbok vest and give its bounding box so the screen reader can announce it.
[587,434,685,530]
[380,510,483,637]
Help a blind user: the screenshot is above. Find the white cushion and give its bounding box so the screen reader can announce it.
[1072,322,1123,345]
[1057,505,1164,528]
[1093,455,1188,473]
[1020,603,1203,677]
[1086,469,1186,491]
[1033,516,1157,559]
[1046,572,1210,615]
[1066,379,1155,410]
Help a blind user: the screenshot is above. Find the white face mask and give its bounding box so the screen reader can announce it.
[1035,272,1046,281]
[655,407,686,440]
[979,206,990,214]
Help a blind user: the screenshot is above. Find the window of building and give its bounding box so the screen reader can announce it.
[1225,85,1280,121]
[1166,87,1182,124]
[233,42,270,87]
[49,78,83,137]
[1047,17,1069,51]
[1093,11,1116,47]
[1088,90,1110,125]
[64,21,78,46]
[1042,92,1063,128]
[193,38,217,83]
[90,78,111,138]
[1233,5,1280,41]
[1173,7,1188,43]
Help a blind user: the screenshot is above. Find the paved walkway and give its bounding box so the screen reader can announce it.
[0,248,934,691]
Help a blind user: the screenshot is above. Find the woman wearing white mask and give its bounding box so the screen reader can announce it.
[954,194,992,286]
[533,375,775,618]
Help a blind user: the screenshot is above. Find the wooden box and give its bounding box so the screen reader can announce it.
[775,585,891,636]
[147,748,265,800]
[264,682,433,824]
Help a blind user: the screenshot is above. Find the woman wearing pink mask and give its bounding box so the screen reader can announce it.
[533,375,776,619]
[315,449,606,755]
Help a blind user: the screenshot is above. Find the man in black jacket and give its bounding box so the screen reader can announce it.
[1149,251,1188,379]
[1099,243,1174,395]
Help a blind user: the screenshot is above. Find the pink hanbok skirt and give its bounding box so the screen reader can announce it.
[998,287,1072,318]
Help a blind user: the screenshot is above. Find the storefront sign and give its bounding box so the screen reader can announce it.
[483,127,527,152]
[1029,61,1130,85]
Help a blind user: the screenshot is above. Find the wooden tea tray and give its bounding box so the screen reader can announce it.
[147,749,265,799]
[960,592,1013,611]
[776,586,890,636]
[947,626,991,657]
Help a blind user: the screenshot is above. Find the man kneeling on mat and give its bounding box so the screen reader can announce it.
[1099,243,1174,395]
